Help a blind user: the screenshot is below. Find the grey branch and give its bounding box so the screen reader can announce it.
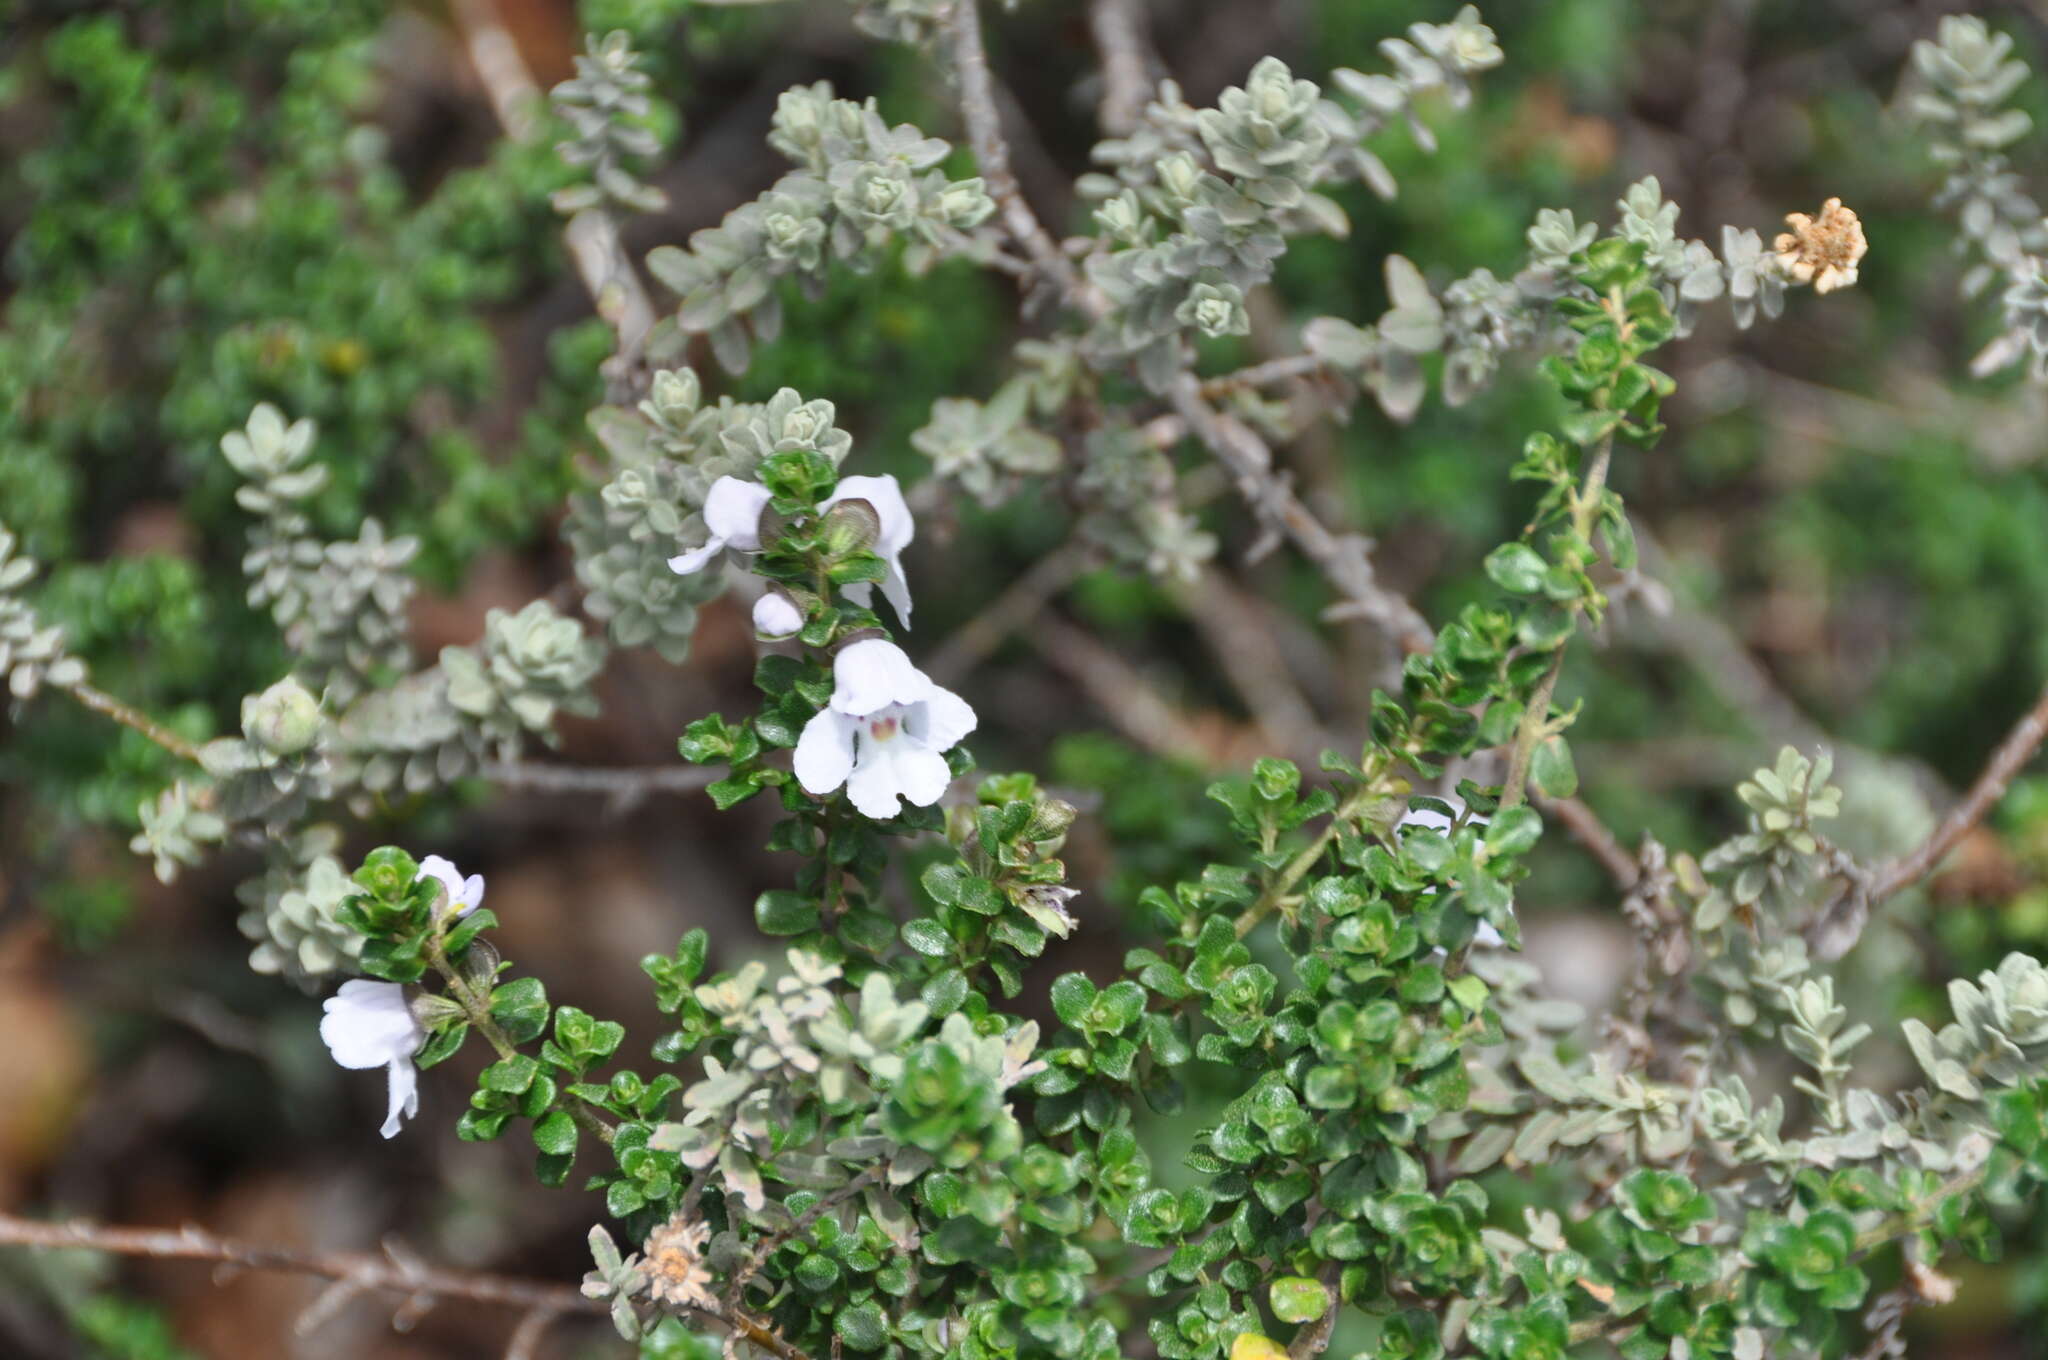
[940,0,1086,296]
[0,1212,601,1326]
[449,0,656,356]
[937,0,1434,654]
[1166,375,1435,649]
[1811,679,2048,958]
[1873,679,2048,902]
[483,760,720,804]
[1087,0,1154,137]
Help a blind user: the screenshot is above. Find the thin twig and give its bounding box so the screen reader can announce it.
[1535,792,1639,890]
[483,760,721,799]
[1285,1263,1345,1360]
[1198,354,1330,398]
[1234,785,1378,939]
[925,539,1097,684]
[449,0,656,357]
[1086,0,1153,137]
[64,682,202,763]
[1165,375,1435,649]
[1170,566,1322,758]
[1872,680,2048,902]
[0,1213,600,1320]
[940,0,1085,296]
[505,1305,563,1360]
[1027,615,1213,763]
[1808,679,2048,958]
[1628,520,1830,754]
[937,0,1433,657]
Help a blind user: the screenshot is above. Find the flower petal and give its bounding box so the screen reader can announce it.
[381,1056,419,1139]
[794,709,858,795]
[321,980,422,1071]
[916,684,977,752]
[703,477,774,553]
[829,638,928,716]
[890,740,953,809]
[846,745,907,820]
[877,560,914,630]
[667,539,726,576]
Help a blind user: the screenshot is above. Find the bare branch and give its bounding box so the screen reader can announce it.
[1165,376,1434,649]
[940,0,1086,297]
[1029,615,1215,763]
[1198,354,1331,398]
[483,760,720,805]
[937,0,1433,655]
[1872,680,2048,902]
[1170,566,1323,758]
[1087,0,1154,137]
[1536,792,1640,891]
[65,681,202,763]
[0,1212,818,1360]
[449,0,656,359]
[0,1213,601,1321]
[1810,679,2048,958]
[926,538,1097,684]
[505,1305,562,1360]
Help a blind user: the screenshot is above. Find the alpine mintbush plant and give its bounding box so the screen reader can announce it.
[8,4,2048,1360]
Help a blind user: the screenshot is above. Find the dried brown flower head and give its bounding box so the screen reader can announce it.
[1773,197,1866,295]
[641,1213,717,1311]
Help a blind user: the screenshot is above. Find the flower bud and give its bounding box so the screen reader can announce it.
[819,498,882,556]
[753,591,805,639]
[242,677,322,756]
[1026,797,1079,842]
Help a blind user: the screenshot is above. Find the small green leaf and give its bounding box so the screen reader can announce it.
[1050,973,1097,1028]
[1269,1276,1330,1325]
[488,976,550,1044]
[1485,543,1548,595]
[900,917,953,957]
[532,1109,578,1157]
[1531,735,1578,798]
[755,889,820,936]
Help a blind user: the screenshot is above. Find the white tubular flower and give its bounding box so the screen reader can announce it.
[821,474,915,628]
[668,476,774,576]
[753,591,804,639]
[320,979,425,1139]
[1399,796,1510,947]
[795,638,976,819]
[418,853,484,919]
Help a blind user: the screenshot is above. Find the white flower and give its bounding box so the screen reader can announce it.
[1399,796,1510,948]
[668,477,773,576]
[418,853,484,919]
[320,979,425,1139]
[821,475,914,628]
[795,638,975,819]
[753,591,804,638]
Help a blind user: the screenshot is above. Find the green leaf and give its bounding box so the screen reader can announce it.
[1050,973,1097,1028]
[834,1300,888,1351]
[1485,543,1548,595]
[532,1109,578,1157]
[755,889,820,936]
[481,1054,540,1093]
[900,917,953,957]
[1269,1276,1330,1325]
[1484,806,1543,858]
[488,976,550,1044]
[1530,735,1578,799]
